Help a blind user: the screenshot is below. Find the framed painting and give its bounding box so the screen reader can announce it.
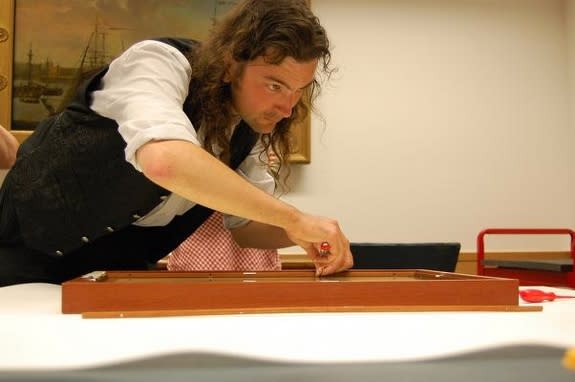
[0,0,310,163]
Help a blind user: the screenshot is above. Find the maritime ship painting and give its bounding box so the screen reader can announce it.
[12,0,237,131]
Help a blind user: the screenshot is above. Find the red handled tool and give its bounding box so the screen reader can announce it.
[519,289,575,303]
[319,242,331,256]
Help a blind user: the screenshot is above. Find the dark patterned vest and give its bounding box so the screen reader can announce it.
[2,38,258,256]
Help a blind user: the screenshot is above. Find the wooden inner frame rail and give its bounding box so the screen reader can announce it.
[61,269,541,317]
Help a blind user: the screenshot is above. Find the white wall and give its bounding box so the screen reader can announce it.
[282,0,575,252]
[569,1,575,133]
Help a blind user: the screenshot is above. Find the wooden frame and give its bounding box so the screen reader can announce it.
[62,269,539,317]
[0,0,311,162]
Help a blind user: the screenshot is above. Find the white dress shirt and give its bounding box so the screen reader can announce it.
[90,40,274,229]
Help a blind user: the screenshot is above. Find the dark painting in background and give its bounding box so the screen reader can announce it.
[11,0,237,130]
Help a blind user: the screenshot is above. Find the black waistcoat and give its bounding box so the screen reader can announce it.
[2,38,258,256]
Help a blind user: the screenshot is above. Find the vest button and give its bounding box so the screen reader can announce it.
[106,226,114,232]
[81,236,90,243]
[132,214,141,220]
[55,250,63,256]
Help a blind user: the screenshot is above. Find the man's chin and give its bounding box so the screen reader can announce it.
[248,121,276,134]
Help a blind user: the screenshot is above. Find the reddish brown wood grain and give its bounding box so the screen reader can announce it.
[62,269,522,315]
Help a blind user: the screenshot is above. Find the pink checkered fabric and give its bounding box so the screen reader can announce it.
[168,211,281,271]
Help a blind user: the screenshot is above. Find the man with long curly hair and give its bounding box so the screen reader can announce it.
[0,0,353,286]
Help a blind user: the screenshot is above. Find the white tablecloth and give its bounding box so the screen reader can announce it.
[0,283,574,371]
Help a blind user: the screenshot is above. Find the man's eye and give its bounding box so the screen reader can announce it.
[268,83,282,91]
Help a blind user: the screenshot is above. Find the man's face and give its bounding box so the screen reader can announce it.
[229,55,318,134]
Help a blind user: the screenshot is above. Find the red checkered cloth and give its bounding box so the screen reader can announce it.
[168,211,281,271]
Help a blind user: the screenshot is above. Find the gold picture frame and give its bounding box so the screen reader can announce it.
[0,0,310,163]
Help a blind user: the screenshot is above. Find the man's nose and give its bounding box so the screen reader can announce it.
[276,93,299,118]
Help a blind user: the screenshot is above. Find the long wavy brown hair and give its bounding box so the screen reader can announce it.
[185,0,333,185]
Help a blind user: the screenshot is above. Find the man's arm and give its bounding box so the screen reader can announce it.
[137,139,300,231]
[230,221,294,249]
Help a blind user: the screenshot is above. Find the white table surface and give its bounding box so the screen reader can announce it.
[0,283,574,371]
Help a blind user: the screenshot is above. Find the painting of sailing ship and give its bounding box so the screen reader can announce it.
[12,0,237,130]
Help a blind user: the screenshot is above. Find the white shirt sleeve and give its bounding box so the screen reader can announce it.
[90,40,200,171]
